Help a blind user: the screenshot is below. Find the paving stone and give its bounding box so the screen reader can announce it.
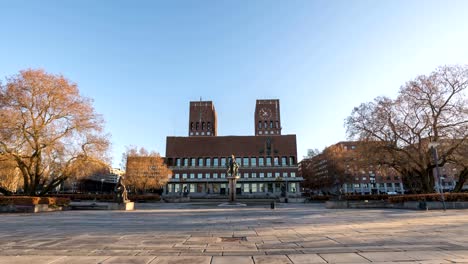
[0,256,63,264]
[212,256,253,264]
[150,256,211,264]
[287,254,327,264]
[50,256,111,264]
[102,256,156,264]
[358,252,415,262]
[254,255,293,264]
[319,253,371,263]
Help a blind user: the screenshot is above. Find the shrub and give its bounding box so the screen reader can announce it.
[0,196,70,206]
[308,195,331,201]
[388,193,468,203]
[343,194,389,201]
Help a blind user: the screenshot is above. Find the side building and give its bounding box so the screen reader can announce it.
[164,99,302,198]
[299,141,404,195]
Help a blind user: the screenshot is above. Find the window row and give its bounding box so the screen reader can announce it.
[258,120,279,129]
[172,156,296,167]
[167,182,298,193]
[172,172,297,179]
[258,131,280,135]
[190,121,212,132]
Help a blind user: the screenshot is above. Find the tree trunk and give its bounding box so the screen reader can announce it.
[453,168,468,193]
[0,186,13,196]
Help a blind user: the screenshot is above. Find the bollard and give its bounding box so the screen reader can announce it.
[270,201,275,209]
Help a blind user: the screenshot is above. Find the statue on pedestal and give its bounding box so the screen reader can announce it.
[114,176,130,204]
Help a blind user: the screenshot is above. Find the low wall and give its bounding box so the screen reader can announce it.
[0,204,64,213]
[325,200,468,210]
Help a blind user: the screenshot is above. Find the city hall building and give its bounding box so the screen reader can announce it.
[163,99,302,198]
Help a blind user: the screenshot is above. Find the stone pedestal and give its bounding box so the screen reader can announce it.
[107,202,134,211]
[227,175,240,202]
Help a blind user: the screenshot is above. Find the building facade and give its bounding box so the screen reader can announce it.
[299,141,405,195]
[164,99,302,198]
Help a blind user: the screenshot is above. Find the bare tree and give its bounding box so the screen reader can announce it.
[346,65,468,193]
[0,69,110,196]
[122,146,172,194]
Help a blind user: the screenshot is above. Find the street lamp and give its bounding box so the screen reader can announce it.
[428,142,446,211]
[100,179,105,194]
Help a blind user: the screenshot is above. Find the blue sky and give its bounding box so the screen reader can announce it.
[1,0,468,167]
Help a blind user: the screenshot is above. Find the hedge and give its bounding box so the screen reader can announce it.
[0,196,70,206]
[343,194,389,200]
[45,193,161,202]
[388,193,468,203]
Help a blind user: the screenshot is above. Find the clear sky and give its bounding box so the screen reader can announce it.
[1,0,468,167]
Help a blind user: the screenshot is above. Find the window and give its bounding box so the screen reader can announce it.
[282,172,288,178]
[191,158,196,166]
[197,173,202,179]
[176,158,181,167]
[282,157,287,166]
[243,184,249,193]
[362,177,367,180]
[259,157,264,166]
[213,158,219,167]
[258,121,262,129]
[252,183,258,192]
[190,122,194,131]
[259,131,262,135]
[259,183,265,192]
[236,157,242,166]
[213,173,218,179]
[190,173,194,179]
[289,183,297,193]
[353,184,360,188]
[196,122,199,131]
[205,173,210,179]
[221,158,226,167]
[251,173,257,178]
[243,157,249,167]
[266,157,272,166]
[250,157,257,167]
[289,156,295,165]
[276,121,279,128]
[198,158,203,167]
[182,173,187,179]
[290,172,296,178]
[267,172,272,178]
[386,183,393,187]
[168,184,173,193]
[175,184,180,193]
[260,173,264,178]
[207,122,211,131]
[221,173,226,178]
[202,122,205,130]
[190,184,195,193]
[274,157,279,166]
[243,173,248,178]
[275,172,280,178]
[264,121,268,128]
[183,158,188,167]
[270,121,273,128]
[205,158,211,167]
[175,173,180,179]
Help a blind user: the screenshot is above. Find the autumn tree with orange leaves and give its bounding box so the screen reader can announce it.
[122,146,172,194]
[0,69,110,196]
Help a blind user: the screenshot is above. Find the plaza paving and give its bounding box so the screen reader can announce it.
[1,203,468,263]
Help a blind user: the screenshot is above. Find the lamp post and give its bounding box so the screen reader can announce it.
[428,142,446,211]
[100,179,105,194]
